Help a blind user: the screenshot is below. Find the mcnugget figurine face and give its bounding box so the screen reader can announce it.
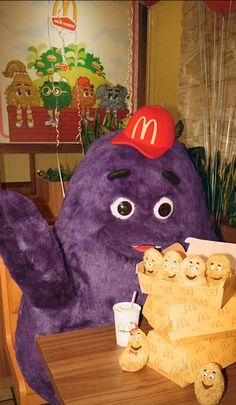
[194,362,225,405]
[162,250,183,282]
[119,327,149,372]
[206,253,232,286]
[179,255,207,286]
[143,248,164,278]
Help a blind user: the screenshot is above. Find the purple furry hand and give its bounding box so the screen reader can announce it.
[0,190,72,307]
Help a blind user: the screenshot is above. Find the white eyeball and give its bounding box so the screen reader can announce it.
[110,197,135,220]
[153,197,173,220]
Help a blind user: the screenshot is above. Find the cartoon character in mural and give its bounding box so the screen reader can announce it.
[70,76,96,119]
[39,73,72,126]
[96,83,129,110]
[0,105,217,404]
[95,83,129,129]
[3,60,40,128]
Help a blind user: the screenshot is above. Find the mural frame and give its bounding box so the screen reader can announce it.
[0,0,145,145]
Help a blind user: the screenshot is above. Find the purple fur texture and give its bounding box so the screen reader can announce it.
[0,133,216,404]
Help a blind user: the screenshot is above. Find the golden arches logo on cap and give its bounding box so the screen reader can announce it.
[111,105,175,159]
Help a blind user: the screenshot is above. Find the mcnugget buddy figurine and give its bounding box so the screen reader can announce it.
[119,327,149,372]
[206,253,232,287]
[162,250,183,282]
[194,362,225,405]
[143,247,164,278]
[179,255,207,286]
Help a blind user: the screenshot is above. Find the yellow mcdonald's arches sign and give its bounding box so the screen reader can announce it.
[51,0,77,31]
[131,116,158,145]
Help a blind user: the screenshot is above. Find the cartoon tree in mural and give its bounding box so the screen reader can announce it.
[64,43,105,75]
[27,46,64,77]
[27,42,106,78]
[64,43,87,67]
[26,42,47,69]
[84,53,105,77]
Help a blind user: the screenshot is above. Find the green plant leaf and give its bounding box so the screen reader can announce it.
[27,61,36,70]
[187,145,236,228]
[27,46,38,54]
[175,120,184,139]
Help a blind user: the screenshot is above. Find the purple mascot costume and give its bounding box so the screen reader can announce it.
[0,106,216,404]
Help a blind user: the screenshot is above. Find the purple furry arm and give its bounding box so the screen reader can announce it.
[0,190,73,307]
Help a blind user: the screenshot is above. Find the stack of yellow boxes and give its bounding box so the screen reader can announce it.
[136,237,236,387]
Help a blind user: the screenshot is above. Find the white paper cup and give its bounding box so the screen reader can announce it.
[113,301,141,347]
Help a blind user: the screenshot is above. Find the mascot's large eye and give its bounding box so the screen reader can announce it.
[110,197,135,220]
[153,197,173,220]
[41,86,51,96]
[16,90,22,96]
[25,90,31,96]
[53,86,62,96]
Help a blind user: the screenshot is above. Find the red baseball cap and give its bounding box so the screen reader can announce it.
[111,105,175,159]
[77,76,91,87]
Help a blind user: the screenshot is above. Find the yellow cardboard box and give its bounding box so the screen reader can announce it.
[139,238,236,387]
[137,238,236,309]
[143,293,236,339]
[147,329,236,387]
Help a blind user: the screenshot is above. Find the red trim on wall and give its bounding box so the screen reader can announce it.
[7,106,128,143]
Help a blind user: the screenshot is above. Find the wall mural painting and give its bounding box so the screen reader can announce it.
[0,0,137,149]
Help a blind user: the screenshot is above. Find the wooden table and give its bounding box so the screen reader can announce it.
[36,324,236,404]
